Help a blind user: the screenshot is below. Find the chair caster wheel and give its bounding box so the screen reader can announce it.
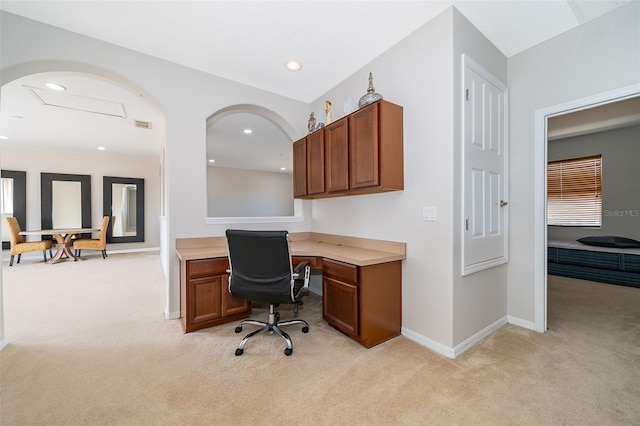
[235,348,243,356]
[284,348,293,356]
[302,326,309,333]
[235,326,242,333]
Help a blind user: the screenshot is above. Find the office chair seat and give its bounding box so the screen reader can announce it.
[226,229,311,356]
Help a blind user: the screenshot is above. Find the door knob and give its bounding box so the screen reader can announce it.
[500,200,508,207]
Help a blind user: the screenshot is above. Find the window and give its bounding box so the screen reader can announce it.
[547,155,602,227]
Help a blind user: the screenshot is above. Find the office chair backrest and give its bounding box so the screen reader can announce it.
[225,229,294,304]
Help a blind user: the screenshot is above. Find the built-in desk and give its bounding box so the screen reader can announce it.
[176,232,406,348]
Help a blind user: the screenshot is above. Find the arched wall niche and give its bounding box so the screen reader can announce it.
[206,104,301,220]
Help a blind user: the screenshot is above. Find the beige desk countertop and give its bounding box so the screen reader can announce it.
[176,232,406,267]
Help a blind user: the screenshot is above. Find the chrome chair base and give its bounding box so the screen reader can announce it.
[234,304,309,356]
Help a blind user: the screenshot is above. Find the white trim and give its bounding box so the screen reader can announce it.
[165,310,180,320]
[0,338,7,352]
[463,257,508,276]
[507,315,536,331]
[401,327,455,359]
[460,53,509,276]
[206,215,304,225]
[533,83,640,333]
[452,316,508,358]
[402,315,508,359]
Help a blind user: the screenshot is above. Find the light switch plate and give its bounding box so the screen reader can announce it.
[422,206,436,221]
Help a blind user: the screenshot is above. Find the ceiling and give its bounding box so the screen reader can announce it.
[0,0,635,166]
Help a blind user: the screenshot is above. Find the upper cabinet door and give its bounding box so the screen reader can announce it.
[349,102,380,189]
[306,129,325,195]
[325,119,349,193]
[292,138,307,198]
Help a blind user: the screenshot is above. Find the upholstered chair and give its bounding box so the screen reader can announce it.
[73,216,110,260]
[5,217,52,266]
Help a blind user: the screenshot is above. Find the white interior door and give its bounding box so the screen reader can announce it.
[462,54,509,275]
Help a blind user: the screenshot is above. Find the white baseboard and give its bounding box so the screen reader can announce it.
[401,327,456,359]
[452,316,508,358]
[402,316,508,359]
[2,246,160,262]
[0,338,7,352]
[165,310,180,320]
[507,315,536,330]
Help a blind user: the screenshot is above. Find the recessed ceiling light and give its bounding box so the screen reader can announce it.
[280,167,286,171]
[208,159,215,163]
[45,82,66,91]
[284,60,302,71]
[97,146,106,151]
[0,135,10,140]
[243,129,252,134]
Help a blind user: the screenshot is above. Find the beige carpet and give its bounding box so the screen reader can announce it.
[1,252,639,425]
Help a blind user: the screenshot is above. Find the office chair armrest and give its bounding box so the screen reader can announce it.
[293,261,311,290]
[293,261,310,275]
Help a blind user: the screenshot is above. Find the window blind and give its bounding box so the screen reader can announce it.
[547,155,602,227]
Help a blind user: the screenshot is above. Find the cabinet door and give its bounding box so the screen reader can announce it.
[188,276,222,325]
[349,102,380,189]
[323,276,359,338]
[306,130,325,195]
[325,119,349,192]
[220,273,250,316]
[293,138,307,197]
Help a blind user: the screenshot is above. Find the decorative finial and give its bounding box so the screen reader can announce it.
[358,72,383,108]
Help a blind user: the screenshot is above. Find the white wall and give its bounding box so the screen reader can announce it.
[309,9,456,348]
[3,3,636,356]
[207,166,293,217]
[507,1,640,324]
[0,145,161,250]
[451,9,508,347]
[0,11,312,324]
[547,125,640,241]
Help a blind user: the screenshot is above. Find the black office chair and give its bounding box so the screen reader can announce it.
[225,229,310,356]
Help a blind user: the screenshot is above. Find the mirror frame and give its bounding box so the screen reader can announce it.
[1,170,27,249]
[103,176,145,243]
[41,173,92,239]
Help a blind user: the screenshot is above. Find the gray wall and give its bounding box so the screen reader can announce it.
[0,145,161,250]
[507,1,639,324]
[547,125,640,241]
[207,166,294,217]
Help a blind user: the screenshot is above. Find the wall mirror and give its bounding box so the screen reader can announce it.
[206,107,295,218]
[103,176,144,243]
[41,172,92,238]
[1,170,27,249]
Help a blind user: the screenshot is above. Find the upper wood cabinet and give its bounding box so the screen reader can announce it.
[292,138,307,198]
[306,129,325,195]
[293,99,403,199]
[325,118,350,193]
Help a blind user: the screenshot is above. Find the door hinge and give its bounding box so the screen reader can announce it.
[465,219,469,230]
[465,89,469,101]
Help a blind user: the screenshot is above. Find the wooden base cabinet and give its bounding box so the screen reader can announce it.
[180,258,250,333]
[322,258,401,348]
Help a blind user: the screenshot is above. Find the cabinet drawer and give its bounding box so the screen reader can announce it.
[322,258,357,283]
[187,258,228,278]
[292,256,319,268]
